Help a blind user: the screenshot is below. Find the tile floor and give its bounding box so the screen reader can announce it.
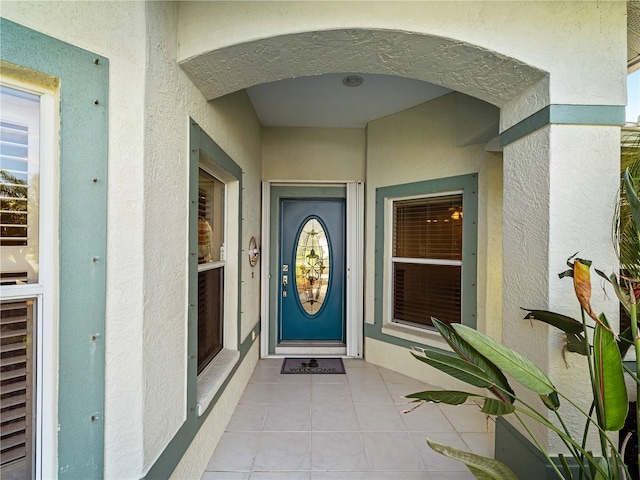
[201,358,495,480]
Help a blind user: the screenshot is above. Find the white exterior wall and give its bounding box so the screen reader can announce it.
[1,1,150,475]
[177,1,626,128]
[503,125,622,450]
[262,127,365,182]
[2,0,626,472]
[1,1,263,478]
[364,93,504,379]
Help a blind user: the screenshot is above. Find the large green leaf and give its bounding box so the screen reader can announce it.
[405,390,479,405]
[431,318,515,403]
[426,438,518,480]
[593,314,628,431]
[539,391,560,411]
[411,350,494,389]
[522,309,584,334]
[566,332,589,356]
[453,324,555,395]
[481,398,516,416]
[625,168,640,234]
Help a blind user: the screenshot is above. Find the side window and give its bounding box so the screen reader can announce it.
[390,192,464,329]
[0,85,41,479]
[197,169,225,374]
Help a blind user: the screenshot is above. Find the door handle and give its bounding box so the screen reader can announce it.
[282,275,288,297]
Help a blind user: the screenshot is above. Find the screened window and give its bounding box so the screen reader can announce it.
[0,85,40,479]
[197,169,225,374]
[391,193,463,329]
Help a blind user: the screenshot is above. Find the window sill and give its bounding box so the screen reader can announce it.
[196,348,240,416]
[381,322,451,351]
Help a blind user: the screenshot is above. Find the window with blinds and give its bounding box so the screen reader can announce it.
[197,169,225,374]
[392,193,463,328]
[0,299,33,478]
[0,86,40,479]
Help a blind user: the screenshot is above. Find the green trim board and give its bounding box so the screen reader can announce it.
[500,104,625,147]
[144,119,259,479]
[268,185,346,354]
[369,174,478,348]
[1,18,108,478]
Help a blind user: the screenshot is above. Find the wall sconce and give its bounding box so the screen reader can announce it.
[248,236,260,266]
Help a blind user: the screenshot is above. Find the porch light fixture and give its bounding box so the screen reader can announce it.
[248,236,260,266]
[342,75,364,87]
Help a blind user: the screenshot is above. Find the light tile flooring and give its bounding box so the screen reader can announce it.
[202,359,495,480]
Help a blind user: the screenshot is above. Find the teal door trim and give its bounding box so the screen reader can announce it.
[268,185,346,354]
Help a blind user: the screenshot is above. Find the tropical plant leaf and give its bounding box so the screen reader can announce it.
[410,350,494,389]
[453,324,555,395]
[522,309,584,334]
[481,398,516,416]
[558,454,572,480]
[566,332,589,356]
[625,168,640,234]
[595,269,632,315]
[593,313,628,431]
[618,326,633,358]
[426,438,518,480]
[593,456,610,480]
[431,318,515,403]
[539,391,560,411]
[405,390,479,405]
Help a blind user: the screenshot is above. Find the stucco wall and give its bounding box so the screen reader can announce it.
[364,93,504,378]
[177,0,626,129]
[1,1,263,478]
[262,127,365,182]
[502,124,621,451]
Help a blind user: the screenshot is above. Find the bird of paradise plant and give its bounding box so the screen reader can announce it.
[407,170,640,480]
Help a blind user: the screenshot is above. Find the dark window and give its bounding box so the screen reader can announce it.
[392,194,463,329]
[197,169,225,374]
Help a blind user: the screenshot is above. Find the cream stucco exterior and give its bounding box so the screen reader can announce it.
[0,0,629,478]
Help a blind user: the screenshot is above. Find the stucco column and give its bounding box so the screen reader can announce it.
[502,124,621,453]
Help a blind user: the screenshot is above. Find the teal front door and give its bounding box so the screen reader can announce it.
[279,198,345,342]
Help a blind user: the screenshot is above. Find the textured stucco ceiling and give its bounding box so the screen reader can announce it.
[180,29,545,108]
[630,1,640,72]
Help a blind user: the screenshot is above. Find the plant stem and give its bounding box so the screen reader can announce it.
[514,411,570,479]
[514,405,609,478]
[580,308,610,460]
[629,291,639,480]
[578,402,596,480]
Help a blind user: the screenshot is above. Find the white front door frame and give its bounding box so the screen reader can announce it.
[260,180,364,358]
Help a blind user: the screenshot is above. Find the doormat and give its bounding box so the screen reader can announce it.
[281,358,345,374]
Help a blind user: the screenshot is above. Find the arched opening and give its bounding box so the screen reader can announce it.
[179,28,548,112]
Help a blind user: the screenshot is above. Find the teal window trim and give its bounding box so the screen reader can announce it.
[500,105,625,147]
[1,18,108,479]
[367,173,478,350]
[144,119,259,479]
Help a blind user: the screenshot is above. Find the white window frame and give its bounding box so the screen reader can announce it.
[385,189,464,334]
[0,78,58,480]
[195,157,239,416]
[197,165,227,370]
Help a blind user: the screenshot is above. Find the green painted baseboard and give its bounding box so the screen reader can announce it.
[495,417,586,479]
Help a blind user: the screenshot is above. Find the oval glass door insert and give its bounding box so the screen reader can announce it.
[295,218,330,315]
